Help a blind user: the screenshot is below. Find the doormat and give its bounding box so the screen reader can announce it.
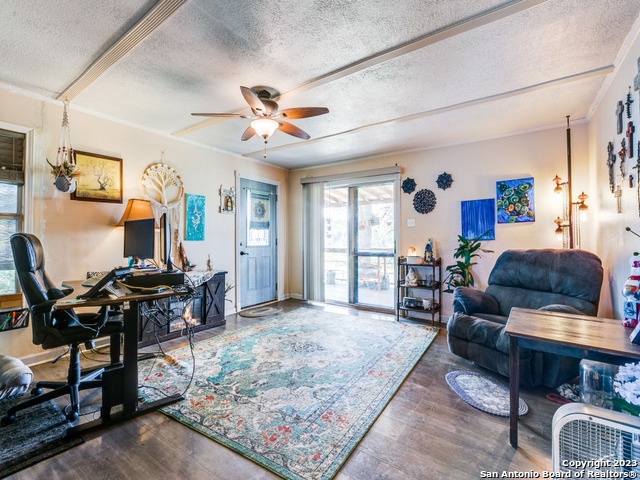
[139,307,438,480]
[238,305,283,317]
[445,370,528,417]
[0,394,83,477]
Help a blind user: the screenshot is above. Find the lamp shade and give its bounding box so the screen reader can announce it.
[116,198,155,226]
[251,118,279,138]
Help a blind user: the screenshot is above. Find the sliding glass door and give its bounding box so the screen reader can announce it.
[324,181,396,309]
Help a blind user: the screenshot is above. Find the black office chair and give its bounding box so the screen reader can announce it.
[1,233,123,425]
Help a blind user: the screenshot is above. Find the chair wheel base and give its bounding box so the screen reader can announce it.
[1,414,15,426]
[65,410,78,422]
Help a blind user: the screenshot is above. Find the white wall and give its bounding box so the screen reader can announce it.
[288,122,591,319]
[0,88,288,360]
[589,25,640,319]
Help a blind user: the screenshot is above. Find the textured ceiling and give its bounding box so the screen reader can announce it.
[1,0,639,170]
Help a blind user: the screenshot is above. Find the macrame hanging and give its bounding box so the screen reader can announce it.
[47,100,80,193]
[141,159,184,252]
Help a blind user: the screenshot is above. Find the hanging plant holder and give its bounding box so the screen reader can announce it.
[49,100,80,193]
[54,174,76,193]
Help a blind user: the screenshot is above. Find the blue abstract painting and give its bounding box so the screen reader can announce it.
[461,198,495,240]
[496,177,535,223]
[185,193,205,241]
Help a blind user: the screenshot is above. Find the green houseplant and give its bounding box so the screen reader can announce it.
[443,234,493,293]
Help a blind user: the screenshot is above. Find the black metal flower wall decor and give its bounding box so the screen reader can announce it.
[436,172,453,190]
[401,177,416,194]
[413,188,437,214]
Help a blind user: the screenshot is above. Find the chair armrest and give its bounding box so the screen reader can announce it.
[452,286,500,315]
[30,300,57,314]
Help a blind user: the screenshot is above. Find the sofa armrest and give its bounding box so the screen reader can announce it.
[453,286,500,315]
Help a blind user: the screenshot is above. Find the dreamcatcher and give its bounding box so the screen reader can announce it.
[141,162,184,257]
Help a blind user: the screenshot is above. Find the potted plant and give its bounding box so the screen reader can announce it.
[46,156,80,193]
[443,233,493,293]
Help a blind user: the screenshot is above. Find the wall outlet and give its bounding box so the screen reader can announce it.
[407,218,415,227]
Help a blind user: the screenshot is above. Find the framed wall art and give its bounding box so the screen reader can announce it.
[461,198,495,240]
[185,193,205,241]
[496,177,534,223]
[70,151,123,203]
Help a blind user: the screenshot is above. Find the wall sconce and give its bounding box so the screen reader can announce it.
[552,116,588,249]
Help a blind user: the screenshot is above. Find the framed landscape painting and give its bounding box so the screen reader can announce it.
[70,151,123,203]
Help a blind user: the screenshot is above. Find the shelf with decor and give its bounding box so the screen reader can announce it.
[396,257,442,324]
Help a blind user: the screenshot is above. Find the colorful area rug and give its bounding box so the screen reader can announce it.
[139,308,438,480]
[445,370,528,417]
[0,393,83,477]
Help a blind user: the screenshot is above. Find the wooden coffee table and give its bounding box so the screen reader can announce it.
[505,307,640,448]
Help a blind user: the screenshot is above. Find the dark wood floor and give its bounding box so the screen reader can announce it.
[8,299,558,479]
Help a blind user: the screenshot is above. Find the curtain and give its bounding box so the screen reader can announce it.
[302,181,325,301]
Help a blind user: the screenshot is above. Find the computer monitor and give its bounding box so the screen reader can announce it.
[124,218,155,267]
[159,212,175,272]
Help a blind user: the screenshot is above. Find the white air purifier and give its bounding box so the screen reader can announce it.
[552,403,640,476]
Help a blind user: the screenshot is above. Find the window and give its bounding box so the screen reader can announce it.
[0,128,25,295]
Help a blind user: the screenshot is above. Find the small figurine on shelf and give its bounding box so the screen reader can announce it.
[178,241,196,272]
[424,238,434,263]
[206,254,212,271]
[405,267,420,286]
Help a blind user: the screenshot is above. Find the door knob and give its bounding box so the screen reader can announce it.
[240,251,249,255]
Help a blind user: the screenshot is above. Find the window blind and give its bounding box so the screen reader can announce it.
[0,129,25,184]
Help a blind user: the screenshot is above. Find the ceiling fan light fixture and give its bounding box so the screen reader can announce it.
[251,118,279,139]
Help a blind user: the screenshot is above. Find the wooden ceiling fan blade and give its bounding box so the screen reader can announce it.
[278,122,310,140]
[241,125,257,141]
[240,86,267,115]
[278,107,329,119]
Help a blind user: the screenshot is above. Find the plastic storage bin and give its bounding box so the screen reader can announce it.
[579,359,617,409]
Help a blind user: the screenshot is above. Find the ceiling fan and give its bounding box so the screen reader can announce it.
[192,86,329,156]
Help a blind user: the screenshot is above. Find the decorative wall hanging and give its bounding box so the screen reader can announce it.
[413,188,437,214]
[496,177,534,223]
[436,172,453,190]
[627,86,634,119]
[627,122,635,158]
[634,57,640,117]
[141,162,184,239]
[48,100,80,193]
[185,193,205,241]
[401,177,416,194]
[461,199,495,240]
[70,151,122,203]
[617,100,625,134]
[607,141,617,193]
[219,185,236,213]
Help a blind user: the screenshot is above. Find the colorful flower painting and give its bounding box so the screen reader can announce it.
[496,177,535,223]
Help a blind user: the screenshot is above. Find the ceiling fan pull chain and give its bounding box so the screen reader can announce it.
[263,139,268,159]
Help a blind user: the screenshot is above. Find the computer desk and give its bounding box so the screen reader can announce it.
[59,280,185,431]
